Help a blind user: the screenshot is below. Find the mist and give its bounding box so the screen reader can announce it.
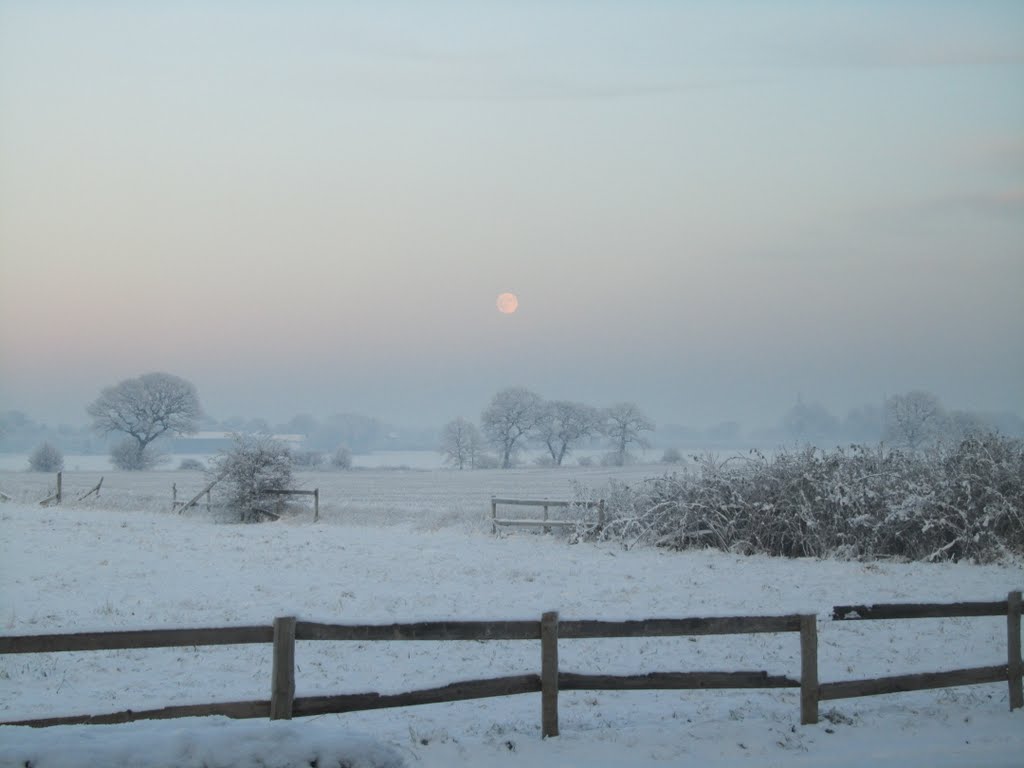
[1,2,1022,441]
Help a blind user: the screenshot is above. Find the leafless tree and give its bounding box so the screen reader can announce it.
[884,390,946,452]
[481,387,543,469]
[439,417,482,469]
[534,400,601,466]
[88,372,202,469]
[604,402,654,466]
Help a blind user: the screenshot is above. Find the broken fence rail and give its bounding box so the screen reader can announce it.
[1,591,1020,734]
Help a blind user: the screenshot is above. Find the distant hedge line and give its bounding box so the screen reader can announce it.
[581,434,1024,563]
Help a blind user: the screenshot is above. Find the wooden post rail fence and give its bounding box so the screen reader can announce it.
[1,592,1019,733]
[812,590,1023,720]
[0,612,804,731]
[491,497,605,534]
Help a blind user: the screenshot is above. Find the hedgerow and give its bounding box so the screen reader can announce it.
[578,434,1023,563]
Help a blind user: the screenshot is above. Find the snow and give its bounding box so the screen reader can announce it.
[0,464,1022,767]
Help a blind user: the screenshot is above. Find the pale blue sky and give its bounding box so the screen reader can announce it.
[1,1,1022,428]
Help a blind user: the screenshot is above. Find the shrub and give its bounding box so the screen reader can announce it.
[178,458,205,471]
[582,436,1023,563]
[110,438,160,470]
[661,447,683,464]
[330,445,353,470]
[293,449,324,470]
[211,433,293,521]
[475,453,501,469]
[28,442,64,472]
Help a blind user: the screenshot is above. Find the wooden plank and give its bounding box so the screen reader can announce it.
[493,519,577,528]
[270,617,296,720]
[492,499,598,508]
[292,675,542,717]
[1008,590,1023,710]
[558,671,800,690]
[541,611,559,738]
[296,619,541,642]
[559,615,801,638]
[2,699,270,728]
[800,614,819,725]
[77,477,103,501]
[818,664,1008,701]
[0,625,273,654]
[261,489,318,496]
[832,601,1007,620]
[177,472,226,514]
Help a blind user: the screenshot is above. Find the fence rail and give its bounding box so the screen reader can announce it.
[2,591,1020,734]
[821,591,1023,713]
[491,497,605,534]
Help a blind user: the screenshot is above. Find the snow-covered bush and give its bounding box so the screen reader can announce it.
[178,458,205,471]
[661,447,683,464]
[28,441,64,472]
[293,449,324,469]
[211,433,293,521]
[475,453,501,469]
[330,445,353,470]
[584,435,1023,563]
[110,438,161,470]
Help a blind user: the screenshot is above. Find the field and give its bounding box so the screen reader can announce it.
[1,461,1022,767]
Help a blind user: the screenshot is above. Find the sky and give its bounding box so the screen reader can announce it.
[1,1,1022,430]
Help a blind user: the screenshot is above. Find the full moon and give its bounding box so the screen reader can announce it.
[496,292,519,314]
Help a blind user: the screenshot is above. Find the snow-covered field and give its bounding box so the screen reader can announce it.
[0,465,1022,767]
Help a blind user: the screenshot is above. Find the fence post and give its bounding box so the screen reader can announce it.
[1009,590,1023,711]
[541,611,560,737]
[800,614,819,725]
[543,503,550,534]
[206,490,211,513]
[313,489,319,522]
[491,497,498,535]
[56,472,62,505]
[270,616,296,720]
[172,483,177,511]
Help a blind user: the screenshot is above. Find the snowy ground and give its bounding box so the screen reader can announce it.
[0,466,1022,767]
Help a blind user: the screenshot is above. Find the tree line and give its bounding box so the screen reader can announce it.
[439,387,655,470]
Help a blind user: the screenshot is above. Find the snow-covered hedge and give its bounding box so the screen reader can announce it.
[582,434,1024,563]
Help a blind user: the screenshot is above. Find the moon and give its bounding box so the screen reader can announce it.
[496,292,519,314]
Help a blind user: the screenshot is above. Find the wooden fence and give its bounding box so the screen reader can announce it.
[491,497,605,534]
[1,592,1019,734]
[36,472,103,507]
[172,482,319,521]
[817,590,1023,712]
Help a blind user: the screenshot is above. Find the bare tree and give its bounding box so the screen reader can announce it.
[88,372,202,469]
[604,402,654,466]
[534,400,601,466]
[884,391,946,452]
[439,417,482,470]
[481,387,543,469]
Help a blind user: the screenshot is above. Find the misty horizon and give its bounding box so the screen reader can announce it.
[2,3,1022,437]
